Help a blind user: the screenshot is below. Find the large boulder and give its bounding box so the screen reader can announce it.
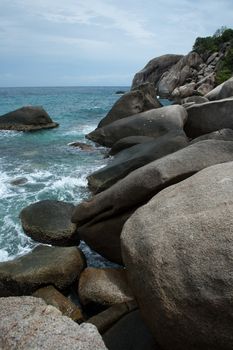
[98,83,161,128]
[73,140,233,264]
[78,268,134,306]
[205,76,233,100]
[0,296,107,350]
[88,131,188,193]
[131,54,183,90]
[87,105,187,147]
[0,106,59,131]
[121,161,233,350]
[0,245,86,296]
[185,97,233,138]
[182,95,209,104]
[157,52,203,97]
[20,200,79,246]
[109,136,155,156]
[103,310,158,350]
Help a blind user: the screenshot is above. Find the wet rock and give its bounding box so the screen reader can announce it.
[185,97,233,138]
[88,131,188,193]
[33,285,84,322]
[103,310,158,350]
[10,177,28,186]
[121,161,233,350]
[109,136,155,155]
[0,296,107,350]
[0,106,59,131]
[87,300,137,334]
[0,245,86,296]
[98,83,161,128]
[20,200,79,246]
[68,141,95,151]
[87,105,187,147]
[78,268,134,306]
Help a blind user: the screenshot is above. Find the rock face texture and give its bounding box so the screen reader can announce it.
[190,128,233,144]
[205,76,233,100]
[131,54,183,89]
[88,131,188,193]
[20,200,79,246]
[73,140,233,264]
[185,97,233,138]
[98,83,161,128]
[109,136,155,155]
[87,105,187,147]
[0,245,85,296]
[78,268,134,306]
[0,296,107,350]
[121,161,233,350]
[0,106,58,131]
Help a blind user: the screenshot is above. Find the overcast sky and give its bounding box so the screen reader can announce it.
[0,0,232,87]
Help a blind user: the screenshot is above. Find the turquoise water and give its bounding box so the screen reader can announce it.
[0,86,126,265]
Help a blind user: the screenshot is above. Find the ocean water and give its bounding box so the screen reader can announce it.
[0,86,127,266]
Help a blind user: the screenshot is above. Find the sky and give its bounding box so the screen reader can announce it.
[0,0,233,87]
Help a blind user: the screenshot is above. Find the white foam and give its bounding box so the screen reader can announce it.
[0,249,9,262]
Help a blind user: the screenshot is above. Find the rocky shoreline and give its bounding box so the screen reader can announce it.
[1,60,233,349]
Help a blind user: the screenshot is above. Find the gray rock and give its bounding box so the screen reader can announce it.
[10,177,28,186]
[0,106,59,131]
[0,245,86,296]
[131,54,183,89]
[103,310,158,350]
[73,141,233,263]
[121,161,233,350]
[158,52,203,97]
[0,296,107,350]
[185,97,233,138]
[171,82,196,98]
[182,95,209,104]
[78,268,134,306]
[20,200,79,246]
[87,105,187,147]
[88,131,188,193]
[205,77,233,101]
[190,128,233,144]
[68,142,95,151]
[98,83,161,128]
[109,136,155,155]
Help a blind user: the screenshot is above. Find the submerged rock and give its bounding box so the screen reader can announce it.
[121,161,233,350]
[0,245,86,296]
[10,177,28,186]
[87,105,187,147]
[20,200,79,246]
[88,131,188,193]
[78,267,134,306]
[0,106,59,131]
[68,141,95,151]
[98,83,161,128]
[0,296,107,350]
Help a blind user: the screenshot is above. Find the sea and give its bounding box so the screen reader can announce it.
[0,86,169,267]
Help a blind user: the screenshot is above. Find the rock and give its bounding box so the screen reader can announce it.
[88,131,188,193]
[10,177,28,186]
[78,209,134,264]
[87,105,187,147]
[87,300,137,334]
[0,245,86,296]
[68,141,95,151]
[182,95,209,104]
[196,82,214,95]
[171,82,196,99]
[33,285,84,322]
[190,128,233,144]
[205,77,233,100]
[78,268,134,306]
[98,83,161,128]
[109,136,155,155]
[158,52,203,97]
[0,296,107,350]
[73,140,233,264]
[115,90,126,94]
[103,310,158,350]
[0,106,59,131]
[20,200,79,246]
[131,54,183,90]
[121,161,233,350]
[185,97,233,138]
